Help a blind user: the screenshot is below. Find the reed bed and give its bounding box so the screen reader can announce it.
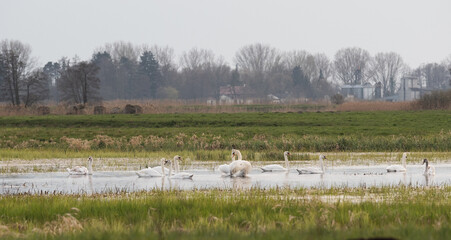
[0,111,450,157]
[0,100,328,116]
[0,186,449,239]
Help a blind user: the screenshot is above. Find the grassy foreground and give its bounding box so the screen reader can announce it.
[0,186,449,240]
[0,111,450,159]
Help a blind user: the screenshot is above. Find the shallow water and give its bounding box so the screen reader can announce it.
[1,163,450,194]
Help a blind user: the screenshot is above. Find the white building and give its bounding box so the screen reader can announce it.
[341,83,375,100]
[397,76,423,101]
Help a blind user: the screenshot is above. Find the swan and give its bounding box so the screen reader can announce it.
[136,158,168,177]
[422,158,435,176]
[296,155,326,174]
[67,156,93,175]
[386,152,407,172]
[169,155,193,179]
[218,150,240,175]
[229,149,252,177]
[261,151,291,172]
[150,158,171,175]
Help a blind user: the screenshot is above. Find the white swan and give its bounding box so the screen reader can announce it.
[229,149,252,177]
[297,155,326,174]
[151,159,171,175]
[422,158,435,176]
[67,156,93,175]
[386,152,407,172]
[169,155,193,179]
[218,150,240,175]
[261,151,291,172]
[136,158,168,177]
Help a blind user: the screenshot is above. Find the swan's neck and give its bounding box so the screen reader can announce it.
[174,158,180,173]
[236,150,242,160]
[402,156,406,168]
[284,154,289,169]
[168,161,173,176]
[161,160,165,175]
[88,161,93,175]
[424,161,428,174]
[319,157,324,172]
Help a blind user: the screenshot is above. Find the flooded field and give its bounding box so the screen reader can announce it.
[1,162,450,194]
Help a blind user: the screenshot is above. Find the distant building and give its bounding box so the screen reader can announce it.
[340,83,375,100]
[219,85,247,104]
[397,76,430,101]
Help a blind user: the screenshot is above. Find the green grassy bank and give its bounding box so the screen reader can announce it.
[0,111,450,157]
[0,186,449,240]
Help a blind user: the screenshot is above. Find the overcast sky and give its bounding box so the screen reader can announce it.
[2,0,451,68]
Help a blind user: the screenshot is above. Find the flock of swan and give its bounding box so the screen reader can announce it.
[67,151,436,178]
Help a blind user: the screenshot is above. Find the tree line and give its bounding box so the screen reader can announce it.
[1,39,450,106]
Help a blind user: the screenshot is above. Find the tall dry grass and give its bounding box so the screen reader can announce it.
[0,99,328,116]
[334,101,412,111]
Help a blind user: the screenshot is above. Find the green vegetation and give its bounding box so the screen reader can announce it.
[0,111,450,160]
[0,186,449,239]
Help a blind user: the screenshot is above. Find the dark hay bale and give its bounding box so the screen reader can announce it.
[110,107,121,114]
[123,104,142,114]
[37,106,50,115]
[93,106,106,115]
[67,104,85,115]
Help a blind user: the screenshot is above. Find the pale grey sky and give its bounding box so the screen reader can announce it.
[2,0,451,68]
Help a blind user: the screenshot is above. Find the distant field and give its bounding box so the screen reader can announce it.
[0,111,450,159]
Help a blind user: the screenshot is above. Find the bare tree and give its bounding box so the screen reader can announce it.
[22,69,48,107]
[180,48,216,70]
[313,53,333,82]
[94,41,140,63]
[334,47,372,85]
[178,48,229,99]
[370,52,406,96]
[58,61,100,105]
[0,39,33,106]
[283,50,317,82]
[418,63,449,90]
[234,43,283,96]
[234,43,282,74]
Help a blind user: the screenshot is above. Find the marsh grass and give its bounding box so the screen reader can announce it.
[0,111,450,155]
[0,186,449,239]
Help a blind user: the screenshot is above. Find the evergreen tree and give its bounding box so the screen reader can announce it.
[92,51,117,100]
[292,66,312,98]
[138,51,162,99]
[43,61,61,102]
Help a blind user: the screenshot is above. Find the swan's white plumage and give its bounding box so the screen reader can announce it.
[229,149,251,177]
[136,158,167,177]
[386,153,407,172]
[169,155,193,179]
[423,158,435,176]
[218,164,231,175]
[218,150,240,175]
[152,166,170,175]
[297,155,326,174]
[261,151,290,172]
[67,157,93,175]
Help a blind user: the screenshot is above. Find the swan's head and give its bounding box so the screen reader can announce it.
[402,152,408,159]
[174,155,182,161]
[422,158,428,165]
[319,155,327,160]
[231,149,237,156]
[88,156,93,163]
[161,158,169,165]
[284,151,290,156]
